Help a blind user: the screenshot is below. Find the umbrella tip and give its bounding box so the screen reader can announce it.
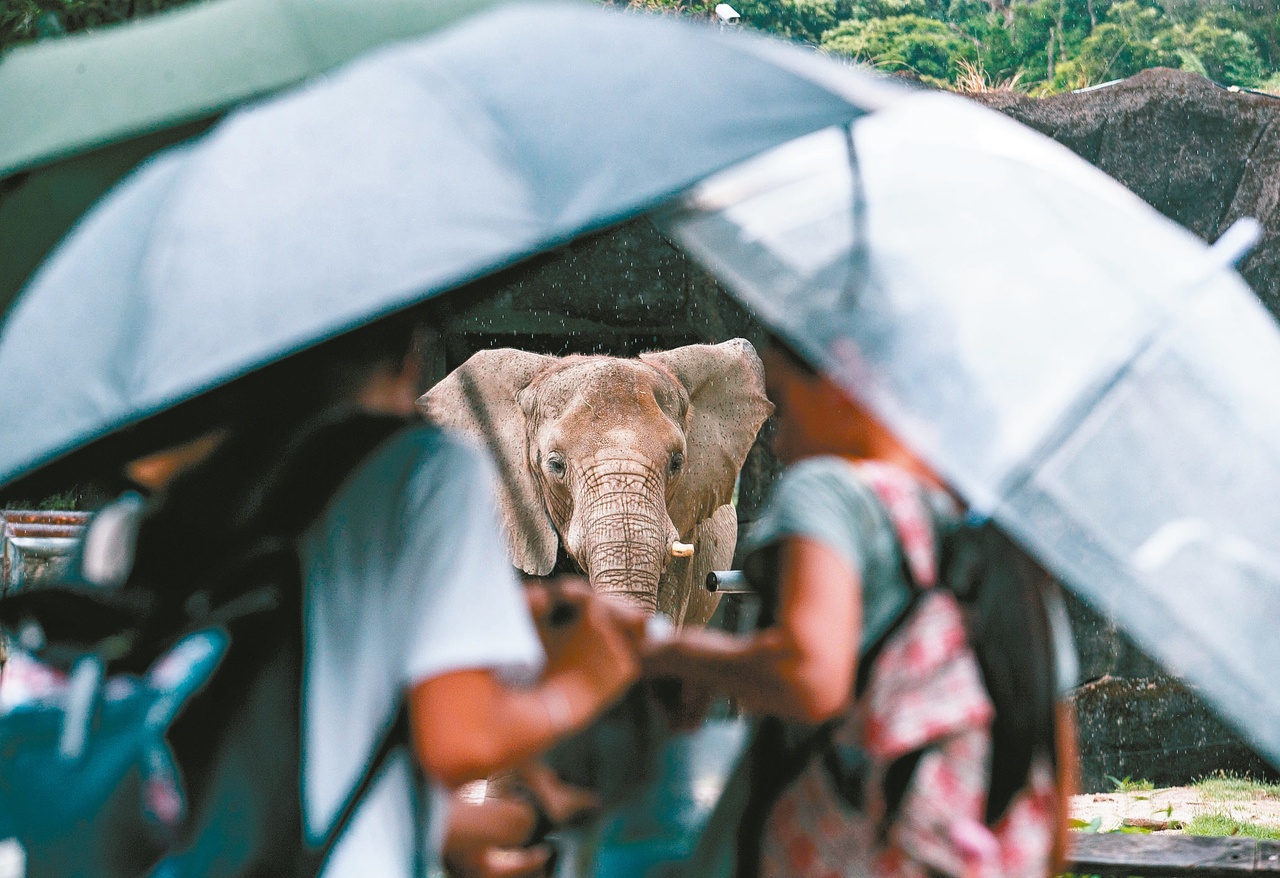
[1209,217,1262,269]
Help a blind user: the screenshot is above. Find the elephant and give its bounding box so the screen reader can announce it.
[419,338,773,627]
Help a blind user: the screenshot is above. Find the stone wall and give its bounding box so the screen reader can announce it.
[1064,592,1278,790]
[972,67,1280,319]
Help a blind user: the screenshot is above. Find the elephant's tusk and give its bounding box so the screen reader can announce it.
[670,540,695,558]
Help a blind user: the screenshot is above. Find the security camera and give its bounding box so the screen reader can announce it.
[715,3,741,23]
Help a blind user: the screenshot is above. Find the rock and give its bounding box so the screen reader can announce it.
[971,71,1280,785]
[1063,589,1164,681]
[441,217,766,360]
[972,68,1280,318]
[1070,675,1280,792]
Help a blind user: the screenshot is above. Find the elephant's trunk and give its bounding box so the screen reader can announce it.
[567,454,677,614]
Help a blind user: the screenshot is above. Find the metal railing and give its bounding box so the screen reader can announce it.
[1,511,89,594]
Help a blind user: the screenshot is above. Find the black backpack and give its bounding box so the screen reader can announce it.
[0,411,409,878]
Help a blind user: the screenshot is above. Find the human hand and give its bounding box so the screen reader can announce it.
[531,579,642,720]
[515,759,600,828]
[444,793,551,878]
[526,577,647,650]
[639,633,685,680]
[445,842,553,878]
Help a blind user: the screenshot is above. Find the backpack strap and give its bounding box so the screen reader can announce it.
[304,705,411,877]
[849,461,938,698]
[841,462,947,832]
[855,465,1062,827]
[848,460,939,589]
[738,462,944,877]
[234,412,415,873]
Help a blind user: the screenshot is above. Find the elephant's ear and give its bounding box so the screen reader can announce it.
[418,349,559,576]
[641,339,774,536]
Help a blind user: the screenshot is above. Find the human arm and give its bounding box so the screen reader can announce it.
[643,535,860,724]
[410,581,642,787]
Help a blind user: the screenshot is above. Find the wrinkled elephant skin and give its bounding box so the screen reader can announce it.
[420,339,773,627]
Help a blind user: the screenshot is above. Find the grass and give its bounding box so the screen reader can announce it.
[1193,772,1280,801]
[1185,812,1280,840]
[951,58,1025,95]
[1109,775,1155,793]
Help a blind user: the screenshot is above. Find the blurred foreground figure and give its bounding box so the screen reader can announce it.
[0,318,641,878]
[644,340,1078,878]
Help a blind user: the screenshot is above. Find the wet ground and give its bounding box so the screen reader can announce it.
[1071,786,1280,834]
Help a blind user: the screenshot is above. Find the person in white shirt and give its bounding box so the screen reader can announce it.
[124,318,644,878]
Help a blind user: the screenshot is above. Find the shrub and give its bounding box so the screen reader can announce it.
[821,12,974,81]
[1175,16,1266,86]
[1,0,196,51]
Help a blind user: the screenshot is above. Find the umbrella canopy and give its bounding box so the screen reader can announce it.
[662,93,1280,766]
[0,1,890,496]
[0,0,500,315]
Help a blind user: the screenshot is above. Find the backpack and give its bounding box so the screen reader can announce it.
[0,411,409,878]
[739,461,1070,878]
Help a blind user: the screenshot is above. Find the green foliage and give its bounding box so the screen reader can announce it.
[728,0,1280,94]
[1073,21,1174,82]
[1176,17,1265,85]
[944,2,1020,79]
[735,0,848,43]
[7,0,1276,96]
[1106,774,1155,792]
[1067,816,1104,833]
[1,0,197,51]
[822,13,975,80]
[3,488,84,511]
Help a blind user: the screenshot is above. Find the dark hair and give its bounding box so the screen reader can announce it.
[228,310,423,433]
[0,308,429,506]
[940,522,1061,823]
[767,334,820,378]
[126,310,425,568]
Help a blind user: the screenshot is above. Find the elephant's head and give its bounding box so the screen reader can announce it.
[419,339,773,617]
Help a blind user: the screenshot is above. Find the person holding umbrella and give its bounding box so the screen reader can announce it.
[642,338,1073,878]
[52,313,646,878]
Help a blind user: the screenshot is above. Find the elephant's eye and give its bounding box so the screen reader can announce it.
[546,453,567,478]
[669,451,685,476]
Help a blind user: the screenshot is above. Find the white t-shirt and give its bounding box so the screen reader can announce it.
[298,425,544,877]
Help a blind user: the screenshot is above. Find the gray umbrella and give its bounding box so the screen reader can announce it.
[661,94,1280,766]
[0,0,502,318]
[0,2,893,495]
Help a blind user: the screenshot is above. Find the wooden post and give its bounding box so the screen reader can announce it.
[1069,833,1280,878]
